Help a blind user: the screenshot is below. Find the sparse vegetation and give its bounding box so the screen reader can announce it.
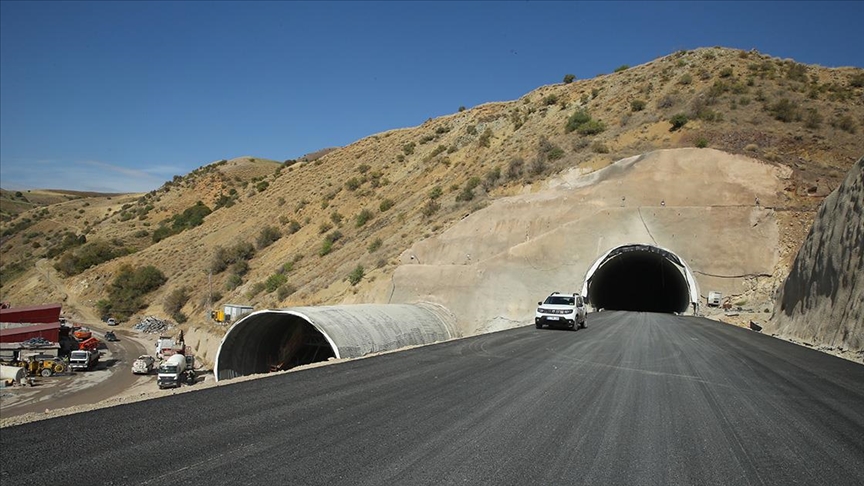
[669,113,689,131]
[563,74,575,84]
[256,225,282,249]
[348,265,365,286]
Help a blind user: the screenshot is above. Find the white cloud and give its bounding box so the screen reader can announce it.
[0,157,181,193]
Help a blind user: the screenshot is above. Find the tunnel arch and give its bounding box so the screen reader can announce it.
[215,303,457,382]
[581,244,700,314]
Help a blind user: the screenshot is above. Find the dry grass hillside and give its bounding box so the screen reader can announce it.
[1,47,862,351]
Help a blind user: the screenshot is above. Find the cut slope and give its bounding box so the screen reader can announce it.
[767,157,863,355]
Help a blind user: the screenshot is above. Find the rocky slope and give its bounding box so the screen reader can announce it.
[766,157,863,357]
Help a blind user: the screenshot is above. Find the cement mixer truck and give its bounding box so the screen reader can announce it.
[157,353,186,389]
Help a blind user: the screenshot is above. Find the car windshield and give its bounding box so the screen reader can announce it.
[545,296,575,305]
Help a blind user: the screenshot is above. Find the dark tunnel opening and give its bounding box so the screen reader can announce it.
[218,314,336,380]
[588,250,691,314]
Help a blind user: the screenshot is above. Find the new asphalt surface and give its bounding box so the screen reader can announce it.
[2,311,863,485]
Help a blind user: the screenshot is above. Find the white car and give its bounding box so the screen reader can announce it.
[535,292,587,330]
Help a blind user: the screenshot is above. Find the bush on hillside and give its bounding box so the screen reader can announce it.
[98,264,167,321]
[256,225,283,249]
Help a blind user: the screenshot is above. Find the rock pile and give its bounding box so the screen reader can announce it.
[133,316,172,334]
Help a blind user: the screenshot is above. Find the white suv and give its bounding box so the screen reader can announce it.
[535,292,587,330]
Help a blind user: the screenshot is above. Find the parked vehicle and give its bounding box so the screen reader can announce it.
[132,355,156,375]
[157,354,186,389]
[69,349,100,371]
[107,318,118,326]
[23,355,67,377]
[73,327,92,340]
[535,292,587,330]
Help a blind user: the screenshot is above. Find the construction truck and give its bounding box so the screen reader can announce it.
[132,355,156,375]
[157,354,186,389]
[69,349,100,371]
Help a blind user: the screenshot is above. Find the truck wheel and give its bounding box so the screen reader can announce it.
[54,364,65,373]
[41,368,53,377]
[535,322,542,329]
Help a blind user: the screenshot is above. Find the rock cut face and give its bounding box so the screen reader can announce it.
[768,157,863,353]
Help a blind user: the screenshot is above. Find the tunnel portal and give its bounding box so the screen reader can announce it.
[582,245,698,314]
[215,304,457,382]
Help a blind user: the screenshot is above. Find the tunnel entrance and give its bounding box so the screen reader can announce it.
[582,244,698,314]
[216,313,337,379]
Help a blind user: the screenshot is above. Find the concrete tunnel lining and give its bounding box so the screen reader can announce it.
[215,303,457,381]
[582,244,700,314]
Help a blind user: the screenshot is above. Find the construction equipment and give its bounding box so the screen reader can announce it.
[23,355,66,377]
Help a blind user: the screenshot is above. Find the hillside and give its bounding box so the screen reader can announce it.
[1,47,862,361]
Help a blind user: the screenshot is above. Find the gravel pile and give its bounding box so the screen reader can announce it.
[21,337,53,348]
[133,316,172,334]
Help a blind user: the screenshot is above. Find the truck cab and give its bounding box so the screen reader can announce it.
[69,349,99,371]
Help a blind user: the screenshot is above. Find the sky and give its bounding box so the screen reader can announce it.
[1,1,862,193]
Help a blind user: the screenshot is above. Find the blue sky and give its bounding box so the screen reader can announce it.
[1,1,862,193]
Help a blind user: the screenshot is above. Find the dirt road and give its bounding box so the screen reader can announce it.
[0,327,151,419]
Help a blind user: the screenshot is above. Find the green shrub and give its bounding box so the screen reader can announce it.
[669,113,689,131]
[348,265,365,286]
[565,109,591,133]
[255,180,269,192]
[356,209,373,227]
[345,177,361,191]
[719,67,733,78]
[466,125,477,135]
[591,141,610,154]
[834,115,858,133]
[225,274,243,291]
[428,186,443,200]
[319,238,333,256]
[695,137,709,148]
[277,284,296,300]
[850,72,864,88]
[286,219,301,234]
[421,200,440,217]
[318,222,333,234]
[163,287,190,319]
[768,98,800,122]
[577,119,606,135]
[507,157,524,179]
[804,108,823,129]
[630,99,646,112]
[247,282,266,298]
[403,142,416,155]
[368,238,382,253]
[101,264,167,321]
[54,240,129,276]
[379,199,394,212]
[679,73,693,85]
[478,129,493,148]
[614,65,630,73]
[543,94,558,105]
[330,211,343,225]
[256,225,282,249]
[265,273,287,293]
[563,74,575,84]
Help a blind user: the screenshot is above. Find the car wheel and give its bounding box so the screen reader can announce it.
[535,322,542,329]
[580,319,587,329]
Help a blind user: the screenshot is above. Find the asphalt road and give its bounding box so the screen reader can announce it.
[2,311,863,485]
